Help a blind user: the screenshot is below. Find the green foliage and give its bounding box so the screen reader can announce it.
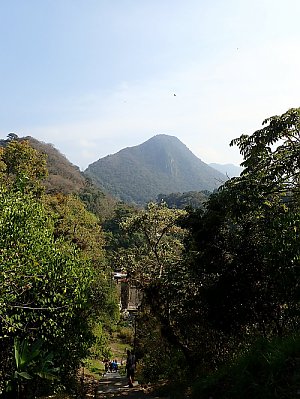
[24,136,87,195]
[113,107,300,392]
[117,326,133,345]
[120,201,187,281]
[157,190,209,209]
[42,192,120,329]
[2,107,300,398]
[0,193,93,333]
[176,108,300,374]
[119,202,196,369]
[43,193,106,266]
[6,338,59,398]
[79,183,117,222]
[20,106,297,399]
[89,323,109,360]
[0,185,114,396]
[136,310,186,385]
[102,202,140,257]
[191,335,300,399]
[0,138,47,195]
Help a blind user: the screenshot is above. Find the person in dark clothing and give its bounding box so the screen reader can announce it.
[104,360,109,373]
[125,349,135,388]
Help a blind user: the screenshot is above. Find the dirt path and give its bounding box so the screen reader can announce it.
[96,371,169,399]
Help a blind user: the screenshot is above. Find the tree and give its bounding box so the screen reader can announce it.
[230,107,300,192]
[42,193,119,326]
[79,183,117,222]
[180,107,300,369]
[0,187,97,394]
[0,139,47,195]
[43,193,106,266]
[118,202,201,367]
[0,138,119,396]
[156,190,209,209]
[7,133,19,141]
[120,202,187,281]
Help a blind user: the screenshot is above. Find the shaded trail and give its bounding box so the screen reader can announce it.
[96,372,169,399]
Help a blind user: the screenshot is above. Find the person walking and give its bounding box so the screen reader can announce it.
[125,349,136,388]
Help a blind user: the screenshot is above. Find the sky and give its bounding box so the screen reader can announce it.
[0,0,300,171]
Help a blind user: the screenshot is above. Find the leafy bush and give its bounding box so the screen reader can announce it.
[0,188,102,396]
[117,327,133,345]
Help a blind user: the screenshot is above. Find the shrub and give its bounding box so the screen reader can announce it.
[191,334,300,399]
[117,327,133,345]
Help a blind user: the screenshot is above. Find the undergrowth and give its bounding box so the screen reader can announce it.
[191,334,300,399]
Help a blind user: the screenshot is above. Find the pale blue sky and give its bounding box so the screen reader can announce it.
[0,0,299,170]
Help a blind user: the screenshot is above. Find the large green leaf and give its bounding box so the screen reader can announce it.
[15,371,32,380]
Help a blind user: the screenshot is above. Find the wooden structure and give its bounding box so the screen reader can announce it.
[113,272,142,312]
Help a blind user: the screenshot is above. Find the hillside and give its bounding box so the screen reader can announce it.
[24,136,87,194]
[84,134,227,205]
[0,135,118,220]
[0,134,88,194]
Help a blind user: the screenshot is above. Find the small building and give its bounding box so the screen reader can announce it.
[113,272,142,312]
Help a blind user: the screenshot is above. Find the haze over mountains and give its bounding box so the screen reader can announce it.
[85,134,229,205]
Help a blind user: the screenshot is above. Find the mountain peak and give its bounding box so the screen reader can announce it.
[85,135,227,205]
[144,133,189,148]
[149,133,181,141]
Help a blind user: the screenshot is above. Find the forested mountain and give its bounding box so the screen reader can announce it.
[0,135,118,220]
[84,134,227,205]
[0,135,86,194]
[24,136,87,194]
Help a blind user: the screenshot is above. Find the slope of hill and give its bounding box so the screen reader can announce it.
[84,134,227,205]
[0,135,87,194]
[26,136,119,218]
[209,162,243,178]
[23,136,87,194]
[0,135,118,220]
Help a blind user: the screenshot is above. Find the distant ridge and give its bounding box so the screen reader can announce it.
[0,135,118,220]
[210,162,243,178]
[0,135,87,194]
[24,136,87,194]
[84,134,227,205]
